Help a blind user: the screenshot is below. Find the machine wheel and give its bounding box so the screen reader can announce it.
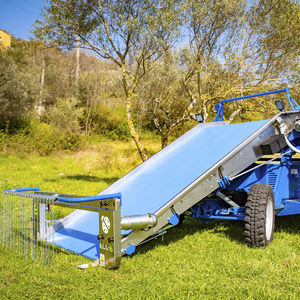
[244,184,275,247]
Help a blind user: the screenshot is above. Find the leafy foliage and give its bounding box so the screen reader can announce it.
[92,105,130,140]
[46,97,83,135]
[34,0,183,161]
[0,53,36,128]
[0,121,82,155]
[0,0,299,155]
[181,0,300,122]
[137,52,194,148]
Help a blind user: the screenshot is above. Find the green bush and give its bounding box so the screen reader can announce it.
[93,105,130,140]
[28,121,82,154]
[0,53,37,127]
[0,120,82,155]
[45,97,83,134]
[0,117,32,134]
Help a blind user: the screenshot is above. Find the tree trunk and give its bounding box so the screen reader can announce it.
[228,107,242,123]
[126,95,148,161]
[202,99,208,121]
[40,57,45,99]
[37,55,45,118]
[85,102,93,135]
[161,134,168,149]
[75,35,80,90]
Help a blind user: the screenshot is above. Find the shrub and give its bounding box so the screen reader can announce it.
[29,121,82,154]
[0,53,36,126]
[45,97,83,135]
[92,105,130,140]
[0,120,82,155]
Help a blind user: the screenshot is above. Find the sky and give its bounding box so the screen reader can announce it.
[0,0,45,40]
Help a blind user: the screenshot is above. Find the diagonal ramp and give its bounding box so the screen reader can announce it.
[50,119,275,260]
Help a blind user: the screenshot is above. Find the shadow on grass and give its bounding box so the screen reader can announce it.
[65,175,120,185]
[210,220,245,244]
[135,215,300,256]
[45,175,119,185]
[275,215,300,233]
[135,218,243,255]
[65,175,101,182]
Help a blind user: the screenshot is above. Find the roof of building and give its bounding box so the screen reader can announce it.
[0,29,11,36]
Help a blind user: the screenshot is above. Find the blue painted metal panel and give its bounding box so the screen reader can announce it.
[99,120,268,216]
[49,211,100,260]
[277,200,300,216]
[168,213,179,225]
[227,150,300,211]
[51,120,269,259]
[124,244,136,255]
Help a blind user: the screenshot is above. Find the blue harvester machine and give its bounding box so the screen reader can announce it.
[2,88,300,269]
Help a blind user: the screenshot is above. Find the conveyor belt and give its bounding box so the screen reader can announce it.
[50,119,273,260]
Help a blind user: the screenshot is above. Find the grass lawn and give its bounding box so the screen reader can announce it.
[0,141,299,299]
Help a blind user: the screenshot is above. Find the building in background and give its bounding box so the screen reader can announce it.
[0,29,11,49]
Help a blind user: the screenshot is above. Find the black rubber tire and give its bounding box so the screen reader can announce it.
[244,184,275,247]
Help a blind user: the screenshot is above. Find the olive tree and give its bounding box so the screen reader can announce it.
[180,0,246,121]
[0,52,36,128]
[138,52,195,149]
[34,0,181,161]
[181,0,300,123]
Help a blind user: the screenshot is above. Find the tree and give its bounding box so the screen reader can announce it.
[181,0,300,123]
[46,96,83,136]
[34,0,181,161]
[0,51,36,129]
[23,40,78,107]
[79,70,107,134]
[138,52,195,148]
[221,0,300,119]
[180,0,246,121]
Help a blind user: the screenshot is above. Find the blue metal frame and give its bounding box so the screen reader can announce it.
[214,88,300,122]
[277,200,300,216]
[5,187,41,192]
[191,199,245,221]
[4,187,122,203]
[191,129,300,221]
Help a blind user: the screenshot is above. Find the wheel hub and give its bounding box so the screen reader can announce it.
[265,196,274,241]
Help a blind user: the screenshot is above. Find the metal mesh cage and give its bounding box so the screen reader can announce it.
[0,191,56,268]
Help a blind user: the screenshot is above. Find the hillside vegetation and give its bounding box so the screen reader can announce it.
[0,0,299,157]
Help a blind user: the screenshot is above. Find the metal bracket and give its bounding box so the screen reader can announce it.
[98,198,121,269]
[124,244,136,255]
[168,206,179,225]
[216,191,239,208]
[218,167,230,188]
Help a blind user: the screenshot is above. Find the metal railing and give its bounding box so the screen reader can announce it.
[214,88,300,122]
[0,188,121,269]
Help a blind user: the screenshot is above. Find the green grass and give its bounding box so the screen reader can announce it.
[0,142,299,299]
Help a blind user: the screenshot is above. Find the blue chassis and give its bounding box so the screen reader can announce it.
[191,88,300,222]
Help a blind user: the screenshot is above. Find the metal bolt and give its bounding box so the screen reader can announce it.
[97,234,104,240]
